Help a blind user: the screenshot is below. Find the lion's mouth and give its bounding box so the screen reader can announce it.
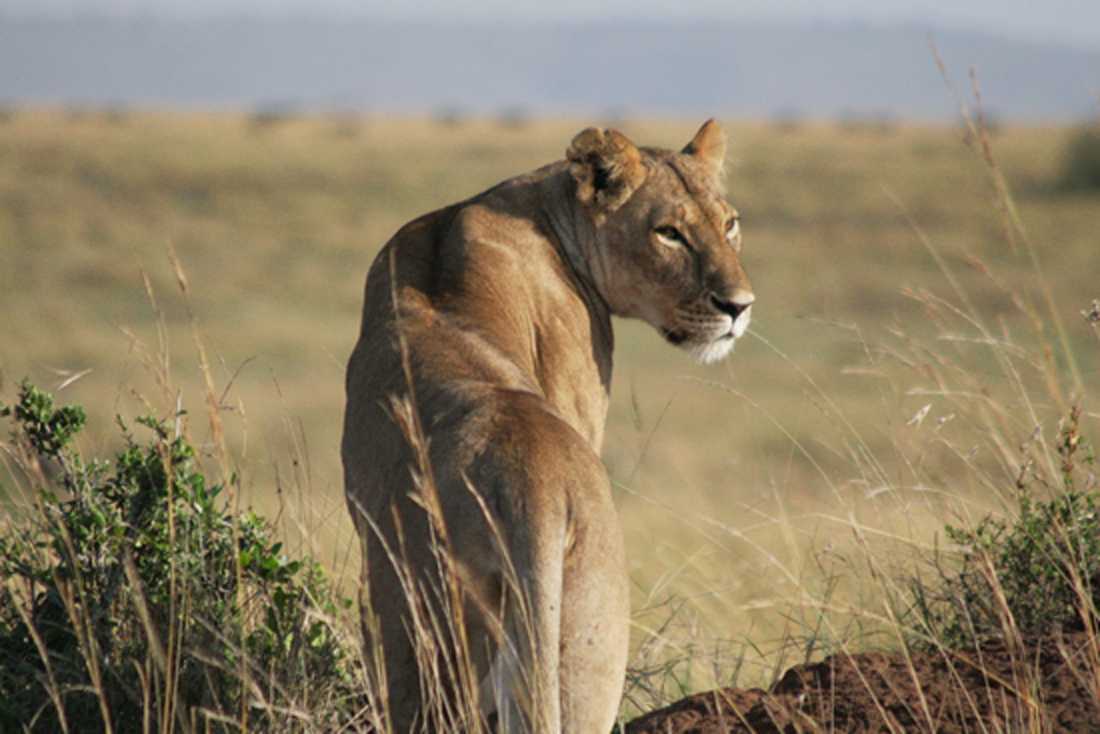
[661,328,690,345]
[660,304,752,364]
[661,323,734,347]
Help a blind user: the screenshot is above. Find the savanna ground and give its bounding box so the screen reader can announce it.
[1,106,1099,728]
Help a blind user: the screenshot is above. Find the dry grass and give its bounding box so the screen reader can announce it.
[2,106,1099,726]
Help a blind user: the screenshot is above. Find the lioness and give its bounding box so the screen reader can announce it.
[342,120,753,733]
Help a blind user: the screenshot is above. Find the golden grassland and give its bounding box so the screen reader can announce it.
[1,108,1098,703]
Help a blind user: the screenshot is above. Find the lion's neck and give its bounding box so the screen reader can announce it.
[450,171,614,449]
[525,186,614,449]
[538,171,615,334]
[539,180,624,448]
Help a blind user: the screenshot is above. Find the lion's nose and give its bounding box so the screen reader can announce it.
[710,290,755,320]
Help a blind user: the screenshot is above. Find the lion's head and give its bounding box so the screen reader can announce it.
[566,119,754,364]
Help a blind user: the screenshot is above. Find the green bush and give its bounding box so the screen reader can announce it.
[909,408,1099,648]
[0,381,364,732]
[1059,125,1100,192]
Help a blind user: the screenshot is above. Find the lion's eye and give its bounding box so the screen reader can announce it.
[726,216,741,241]
[655,226,688,247]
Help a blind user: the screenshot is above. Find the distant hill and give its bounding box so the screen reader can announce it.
[1,17,1097,120]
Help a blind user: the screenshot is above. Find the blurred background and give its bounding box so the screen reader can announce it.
[2,0,1099,708]
[2,0,1099,120]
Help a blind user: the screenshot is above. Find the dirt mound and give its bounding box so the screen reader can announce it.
[625,633,1100,733]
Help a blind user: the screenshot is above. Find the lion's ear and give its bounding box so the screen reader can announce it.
[566,127,647,215]
[682,118,726,180]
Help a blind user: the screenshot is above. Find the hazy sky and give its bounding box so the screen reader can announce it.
[6,0,1100,50]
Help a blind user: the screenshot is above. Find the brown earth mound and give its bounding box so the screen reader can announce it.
[625,633,1100,733]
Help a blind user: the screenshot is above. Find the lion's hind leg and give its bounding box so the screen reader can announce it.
[467,486,566,734]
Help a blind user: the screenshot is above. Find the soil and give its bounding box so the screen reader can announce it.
[625,632,1100,733]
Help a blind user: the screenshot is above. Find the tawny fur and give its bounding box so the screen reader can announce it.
[342,120,754,733]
